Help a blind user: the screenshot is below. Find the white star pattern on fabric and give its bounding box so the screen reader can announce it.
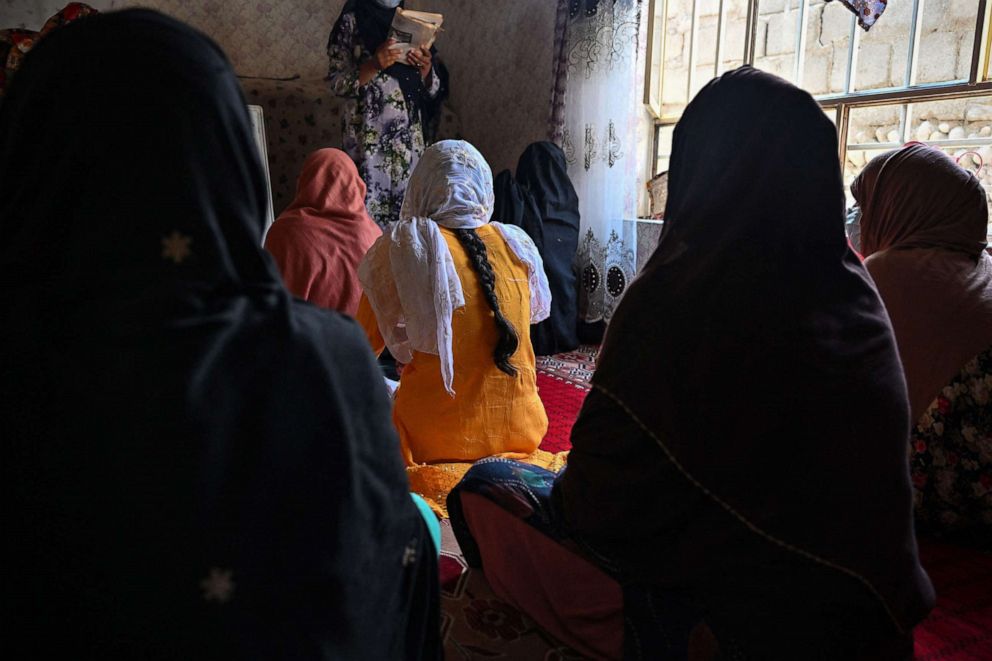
[200,567,235,604]
[161,231,192,264]
[402,543,417,567]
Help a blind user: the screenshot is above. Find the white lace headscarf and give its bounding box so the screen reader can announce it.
[358,140,551,395]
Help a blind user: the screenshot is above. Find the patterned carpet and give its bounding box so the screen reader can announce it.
[439,519,586,660]
[535,345,599,390]
[438,345,992,660]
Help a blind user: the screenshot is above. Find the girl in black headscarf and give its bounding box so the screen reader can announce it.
[449,68,934,659]
[327,0,444,228]
[494,169,543,246]
[0,10,439,659]
[501,142,581,355]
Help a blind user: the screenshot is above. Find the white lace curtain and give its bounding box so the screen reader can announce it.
[552,0,642,324]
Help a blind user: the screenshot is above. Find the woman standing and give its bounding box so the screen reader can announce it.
[327,0,442,228]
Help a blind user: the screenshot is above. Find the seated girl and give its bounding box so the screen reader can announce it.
[494,141,582,355]
[357,140,561,514]
[448,67,934,659]
[853,144,992,547]
[264,147,381,316]
[0,10,439,658]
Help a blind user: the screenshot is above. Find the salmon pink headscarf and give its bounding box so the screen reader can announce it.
[853,144,992,421]
[265,148,381,315]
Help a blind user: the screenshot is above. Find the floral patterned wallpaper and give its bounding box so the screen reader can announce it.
[2,0,556,174]
[1,0,340,78]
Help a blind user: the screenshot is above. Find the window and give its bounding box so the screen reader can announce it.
[645,0,751,121]
[646,0,992,239]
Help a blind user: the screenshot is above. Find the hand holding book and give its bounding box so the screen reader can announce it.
[387,8,443,56]
[373,38,403,70]
[406,46,432,80]
[358,9,442,86]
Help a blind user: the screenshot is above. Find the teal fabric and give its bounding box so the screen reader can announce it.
[411,493,441,556]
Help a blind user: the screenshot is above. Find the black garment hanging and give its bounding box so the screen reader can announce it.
[0,10,440,659]
[514,142,581,355]
[329,0,435,120]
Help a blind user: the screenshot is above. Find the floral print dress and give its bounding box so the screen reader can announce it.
[327,12,440,228]
[911,346,992,547]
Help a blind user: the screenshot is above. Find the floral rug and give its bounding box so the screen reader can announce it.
[439,519,585,660]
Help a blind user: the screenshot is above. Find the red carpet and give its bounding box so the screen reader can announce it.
[440,345,992,659]
[536,372,588,454]
[914,540,992,660]
[535,344,595,454]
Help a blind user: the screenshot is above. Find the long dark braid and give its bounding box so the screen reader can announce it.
[453,228,519,377]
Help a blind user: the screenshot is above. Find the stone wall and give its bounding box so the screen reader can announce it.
[662,0,979,107]
[659,0,992,234]
[845,97,992,171]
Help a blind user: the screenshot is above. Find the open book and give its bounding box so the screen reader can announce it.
[388,8,443,56]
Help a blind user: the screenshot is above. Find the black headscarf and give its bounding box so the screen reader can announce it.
[556,67,933,650]
[515,142,581,355]
[493,169,541,238]
[330,0,432,119]
[0,10,439,659]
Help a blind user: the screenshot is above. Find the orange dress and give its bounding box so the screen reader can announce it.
[358,224,549,467]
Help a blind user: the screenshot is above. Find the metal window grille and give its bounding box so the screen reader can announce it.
[650,0,992,175]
